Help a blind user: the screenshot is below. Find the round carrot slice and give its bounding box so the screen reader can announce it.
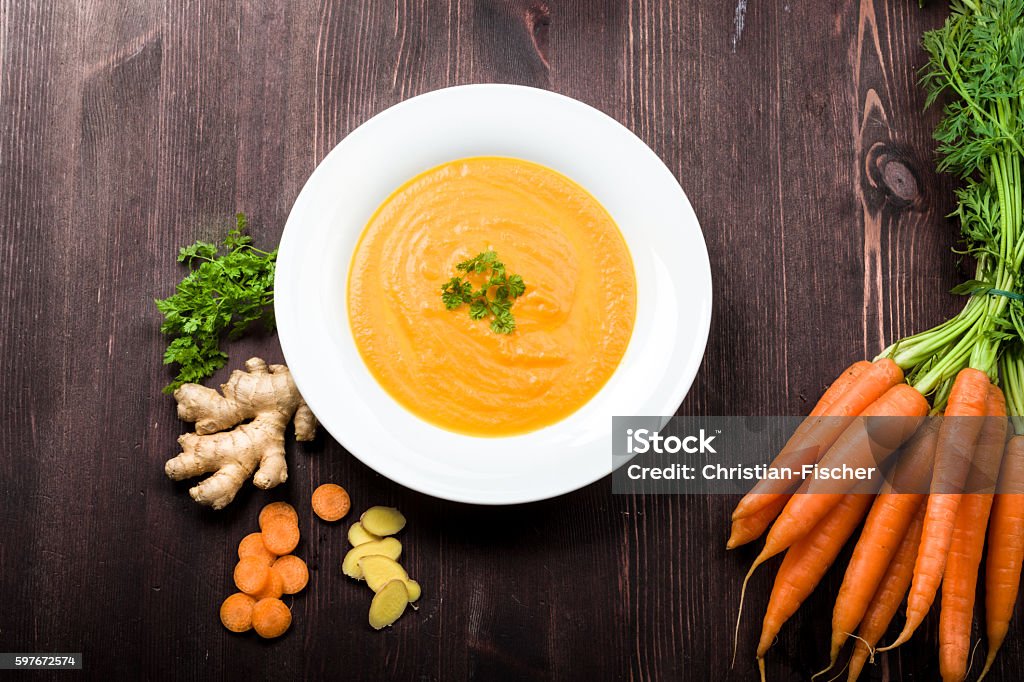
[238,532,277,565]
[233,556,271,595]
[252,598,292,639]
[311,483,351,522]
[259,501,298,529]
[261,516,300,555]
[252,564,284,600]
[273,555,309,594]
[220,592,256,633]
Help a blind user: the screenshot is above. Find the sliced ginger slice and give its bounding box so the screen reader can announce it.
[348,522,381,547]
[360,506,406,536]
[342,538,402,579]
[369,580,409,630]
[358,554,421,602]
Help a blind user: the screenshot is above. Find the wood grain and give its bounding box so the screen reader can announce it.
[0,1,1012,680]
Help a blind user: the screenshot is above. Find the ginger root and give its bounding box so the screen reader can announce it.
[165,357,317,509]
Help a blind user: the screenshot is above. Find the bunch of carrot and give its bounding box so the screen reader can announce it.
[730,2,1024,680]
[731,362,1020,681]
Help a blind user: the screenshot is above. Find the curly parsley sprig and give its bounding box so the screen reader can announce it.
[441,251,526,334]
[155,214,277,393]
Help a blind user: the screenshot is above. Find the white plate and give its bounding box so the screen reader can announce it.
[276,84,711,505]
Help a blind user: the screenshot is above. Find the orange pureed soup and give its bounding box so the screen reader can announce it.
[348,156,636,436]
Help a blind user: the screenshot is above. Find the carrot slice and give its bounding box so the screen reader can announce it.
[259,501,298,529]
[273,555,310,595]
[233,556,271,596]
[252,598,292,639]
[261,516,300,556]
[220,592,256,633]
[311,483,351,522]
[238,532,277,566]
[251,563,285,600]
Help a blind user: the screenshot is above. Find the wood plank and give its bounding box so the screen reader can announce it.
[0,1,1016,680]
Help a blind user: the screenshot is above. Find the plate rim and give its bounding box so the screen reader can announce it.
[276,83,712,505]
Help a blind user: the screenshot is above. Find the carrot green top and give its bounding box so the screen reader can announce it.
[875,0,1024,426]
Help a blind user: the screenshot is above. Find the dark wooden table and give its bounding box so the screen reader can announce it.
[1,1,1015,680]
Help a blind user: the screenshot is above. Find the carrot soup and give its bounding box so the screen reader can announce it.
[348,156,636,436]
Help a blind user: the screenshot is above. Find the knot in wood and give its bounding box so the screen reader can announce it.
[866,143,920,207]
[525,3,551,71]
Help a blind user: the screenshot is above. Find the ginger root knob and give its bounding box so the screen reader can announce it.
[165,357,317,509]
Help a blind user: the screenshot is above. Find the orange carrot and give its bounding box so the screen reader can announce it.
[980,435,1024,679]
[261,516,300,555]
[940,386,1007,682]
[808,362,874,417]
[726,363,876,548]
[880,368,991,652]
[311,483,351,522]
[220,592,256,633]
[756,384,926,564]
[251,597,292,639]
[734,382,927,664]
[728,495,789,550]
[272,555,309,595]
[754,493,874,679]
[823,417,939,671]
[233,556,271,596]
[238,532,278,566]
[848,503,926,682]
[251,563,285,600]
[259,501,298,529]
[733,360,900,521]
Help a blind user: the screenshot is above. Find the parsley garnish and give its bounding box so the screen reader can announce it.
[155,213,277,393]
[440,250,526,334]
